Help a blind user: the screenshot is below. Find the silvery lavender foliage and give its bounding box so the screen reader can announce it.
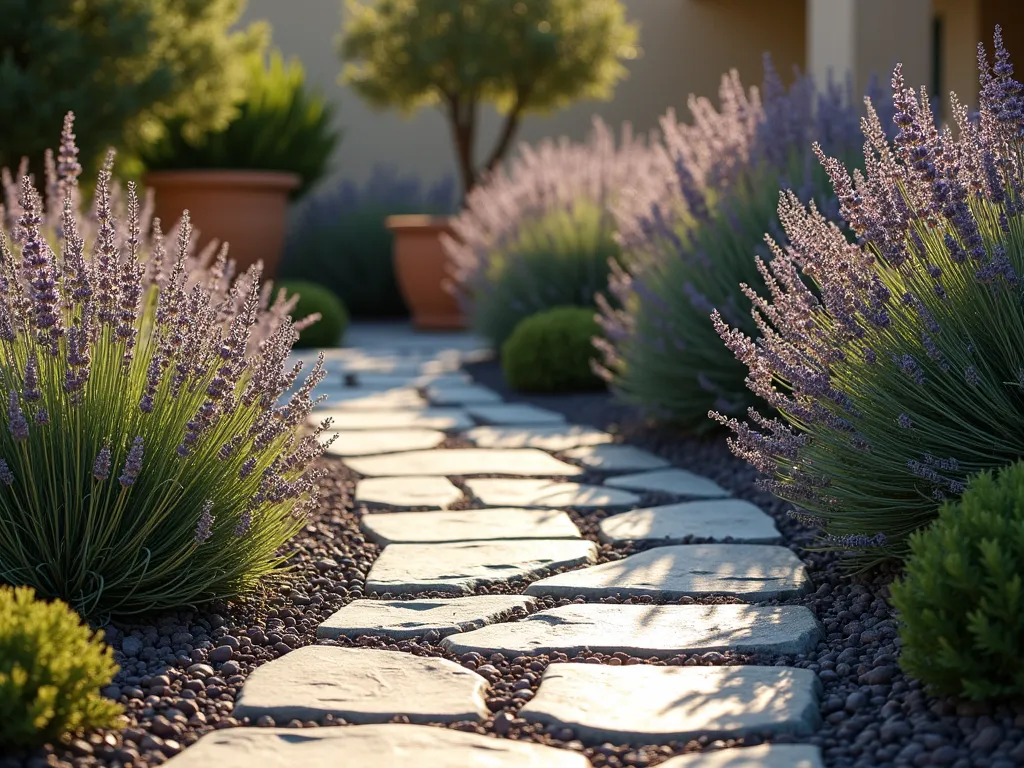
[0,113,330,616]
[596,58,872,431]
[447,118,659,348]
[713,28,1024,560]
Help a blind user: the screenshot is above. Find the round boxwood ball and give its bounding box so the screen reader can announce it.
[277,280,349,348]
[501,306,605,393]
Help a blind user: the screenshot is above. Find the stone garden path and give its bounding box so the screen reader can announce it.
[167,325,826,767]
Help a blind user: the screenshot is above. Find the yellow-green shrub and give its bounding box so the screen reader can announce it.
[502,306,604,393]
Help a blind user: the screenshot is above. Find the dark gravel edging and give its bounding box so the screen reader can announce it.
[8,361,1024,768]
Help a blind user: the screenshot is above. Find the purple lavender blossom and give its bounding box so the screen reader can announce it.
[0,459,13,485]
[118,436,144,487]
[92,446,111,481]
[195,500,215,544]
[7,392,27,441]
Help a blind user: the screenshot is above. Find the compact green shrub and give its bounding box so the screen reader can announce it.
[138,49,338,199]
[596,59,872,431]
[502,306,604,393]
[890,463,1024,701]
[448,120,657,348]
[276,281,349,348]
[0,586,122,747]
[0,115,329,616]
[713,29,1024,561]
[0,0,266,174]
[280,168,455,317]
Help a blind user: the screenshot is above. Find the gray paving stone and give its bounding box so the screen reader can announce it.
[337,372,472,389]
[317,595,536,640]
[345,449,583,478]
[321,428,447,457]
[605,468,730,498]
[309,408,473,432]
[312,387,426,410]
[519,663,821,744]
[427,384,504,405]
[467,404,568,425]
[366,539,598,596]
[361,508,581,545]
[466,478,640,510]
[163,724,591,768]
[441,603,822,658]
[598,500,781,545]
[232,647,488,724]
[659,745,825,768]
[463,425,614,451]
[563,444,670,472]
[355,476,463,509]
[525,544,810,601]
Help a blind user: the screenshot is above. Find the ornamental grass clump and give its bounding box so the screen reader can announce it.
[0,586,122,748]
[890,463,1024,701]
[447,118,656,348]
[713,28,1024,559]
[0,114,331,617]
[596,58,869,431]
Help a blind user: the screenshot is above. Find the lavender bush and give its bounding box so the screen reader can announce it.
[0,114,330,616]
[713,29,1024,560]
[280,168,455,317]
[447,119,657,348]
[596,59,869,431]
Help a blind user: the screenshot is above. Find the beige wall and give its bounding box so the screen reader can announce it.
[240,0,805,192]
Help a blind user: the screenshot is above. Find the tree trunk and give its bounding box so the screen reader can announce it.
[447,96,477,204]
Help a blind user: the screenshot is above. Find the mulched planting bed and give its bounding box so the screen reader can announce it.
[9,365,1024,768]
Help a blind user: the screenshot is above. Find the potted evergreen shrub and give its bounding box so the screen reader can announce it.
[338,0,639,330]
[139,49,339,278]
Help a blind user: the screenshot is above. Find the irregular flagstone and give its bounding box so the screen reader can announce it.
[599,500,781,545]
[232,647,488,724]
[659,745,825,768]
[345,449,583,478]
[441,603,823,658]
[339,372,472,389]
[308,408,473,432]
[518,664,821,745]
[163,724,591,768]
[427,384,504,405]
[355,476,463,509]
[605,468,730,498]
[320,428,447,457]
[317,595,536,640]
[312,388,427,410]
[466,479,640,510]
[463,425,614,451]
[361,508,581,545]
[467,403,567,425]
[366,539,598,596]
[563,444,670,472]
[340,357,461,375]
[525,544,810,601]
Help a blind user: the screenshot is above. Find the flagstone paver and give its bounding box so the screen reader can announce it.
[599,500,782,544]
[605,468,730,498]
[465,479,641,510]
[355,476,463,509]
[232,647,488,724]
[365,539,598,596]
[659,745,825,768]
[345,449,584,478]
[321,428,447,457]
[441,603,823,658]
[427,384,504,405]
[518,664,821,745]
[361,508,582,545]
[525,544,810,601]
[463,425,614,451]
[312,388,426,410]
[562,444,670,472]
[317,595,537,641]
[163,725,591,768]
[341,372,472,388]
[467,403,568,425]
[308,408,473,431]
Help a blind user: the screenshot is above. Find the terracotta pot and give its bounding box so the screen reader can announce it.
[144,170,300,279]
[386,215,466,330]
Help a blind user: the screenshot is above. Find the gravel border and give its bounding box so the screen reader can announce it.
[8,360,1024,768]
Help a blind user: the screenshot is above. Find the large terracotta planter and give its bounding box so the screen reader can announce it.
[144,170,300,279]
[386,215,466,330]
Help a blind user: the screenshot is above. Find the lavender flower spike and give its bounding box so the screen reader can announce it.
[92,445,111,481]
[119,436,144,487]
[0,459,13,485]
[7,392,28,441]
[195,500,215,543]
